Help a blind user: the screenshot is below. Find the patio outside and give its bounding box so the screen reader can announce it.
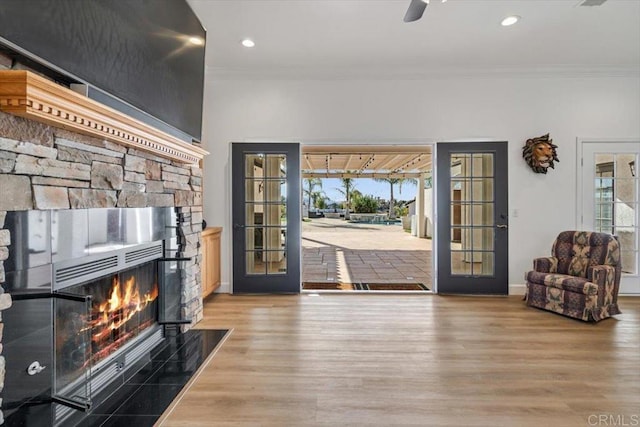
[302,217,433,289]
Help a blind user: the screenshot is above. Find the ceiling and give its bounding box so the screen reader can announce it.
[187,0,638,177]
[188,0,640,79]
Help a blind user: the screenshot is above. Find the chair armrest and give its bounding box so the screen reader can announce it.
[589,265,619,305]
[533,257,558,273]
[589,265,616,288]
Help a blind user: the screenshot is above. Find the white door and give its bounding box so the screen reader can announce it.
[579,140,640,295]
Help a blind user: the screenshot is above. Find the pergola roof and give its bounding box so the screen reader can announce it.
[302,145,432,178]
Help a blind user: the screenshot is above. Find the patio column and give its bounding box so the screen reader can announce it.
[416,173,426,238]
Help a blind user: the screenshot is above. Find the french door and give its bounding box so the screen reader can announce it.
[436,142,509,294]
[231,143,301,293]
[579,140,640,294]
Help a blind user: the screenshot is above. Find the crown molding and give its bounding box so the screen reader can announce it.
[0,70,208,164]
[206,65,640,81]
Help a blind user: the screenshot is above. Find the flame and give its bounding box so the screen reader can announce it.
[108,279,120,311]
[122,276,140,310]
[90,275,159,342]
[146,284,159,302]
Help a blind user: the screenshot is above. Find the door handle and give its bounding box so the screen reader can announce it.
[496,224,508,229]
[233,223,245,230]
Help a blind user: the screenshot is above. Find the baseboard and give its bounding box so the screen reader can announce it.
[215,282,231,294]
[509,284,526,296]
[217,282,528,295]
[216,283,528,295]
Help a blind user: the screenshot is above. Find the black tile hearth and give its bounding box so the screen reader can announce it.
[80,414,157,427]
[109,384,186,417]
[4,329,229,427]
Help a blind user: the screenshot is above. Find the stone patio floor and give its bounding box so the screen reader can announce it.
[302,217,433,288]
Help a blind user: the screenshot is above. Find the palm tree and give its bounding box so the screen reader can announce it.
[373,177,417,219]
[349,189,363,206]
[303,178,323,212]
[335,177,357,219]
[310,190,328,210]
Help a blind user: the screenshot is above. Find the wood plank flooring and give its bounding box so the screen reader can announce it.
[159,295,640,426]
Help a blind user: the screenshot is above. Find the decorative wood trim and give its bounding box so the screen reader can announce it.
[0,70,208,164]
[202,226,223,236]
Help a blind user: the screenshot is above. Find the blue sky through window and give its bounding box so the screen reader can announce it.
[312,178,418,204]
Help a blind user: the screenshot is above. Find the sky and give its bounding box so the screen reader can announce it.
[308,178,418,204]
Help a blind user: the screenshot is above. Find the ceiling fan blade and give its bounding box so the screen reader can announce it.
[403,0,428,23]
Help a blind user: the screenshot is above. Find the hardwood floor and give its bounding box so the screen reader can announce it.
[159,295,640,426]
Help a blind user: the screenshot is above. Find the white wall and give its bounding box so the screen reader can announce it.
[201,74,640,291]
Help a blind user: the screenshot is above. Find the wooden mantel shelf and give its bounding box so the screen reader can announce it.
[0,70,208,164]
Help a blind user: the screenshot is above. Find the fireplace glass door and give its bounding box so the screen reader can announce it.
[53,295,92,406]
[54,261,159,402]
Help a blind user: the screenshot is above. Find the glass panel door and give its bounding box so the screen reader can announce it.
[244,154,288,276]
[581,141,640,294]
[449,153,496,277]
[232,143,301,293]
[436,142,508,294]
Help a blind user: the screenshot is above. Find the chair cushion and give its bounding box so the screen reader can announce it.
[526,271,599,295]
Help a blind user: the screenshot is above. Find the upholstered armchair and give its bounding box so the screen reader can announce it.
[525,231,622,322]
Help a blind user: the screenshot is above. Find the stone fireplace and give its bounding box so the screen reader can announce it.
[0,68,208,424]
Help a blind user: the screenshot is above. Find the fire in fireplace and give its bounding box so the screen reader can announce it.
[89,263,159,362]
[55,261,159,393]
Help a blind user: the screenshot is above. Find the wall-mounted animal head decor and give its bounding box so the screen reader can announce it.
[522,133,559,174]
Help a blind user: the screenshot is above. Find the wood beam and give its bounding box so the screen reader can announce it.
[374,154,402,171]
[303,172,422,178]
[357,154,375,174]
[345,154,354,170]
[304,154,314,170]
[302,145,431,154]
[380,155,410,172]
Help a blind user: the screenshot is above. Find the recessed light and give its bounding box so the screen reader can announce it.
[241,39,255,48]
[188,36,204,46]
[501,15,520,26]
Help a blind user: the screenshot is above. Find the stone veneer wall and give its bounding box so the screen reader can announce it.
[0,109,204,424]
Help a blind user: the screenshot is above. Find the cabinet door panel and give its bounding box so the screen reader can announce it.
[201,228,222,298]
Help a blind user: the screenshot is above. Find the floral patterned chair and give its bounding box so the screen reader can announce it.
[525,231,622,322]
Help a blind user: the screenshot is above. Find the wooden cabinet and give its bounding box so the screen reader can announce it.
[201,227,222,298]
